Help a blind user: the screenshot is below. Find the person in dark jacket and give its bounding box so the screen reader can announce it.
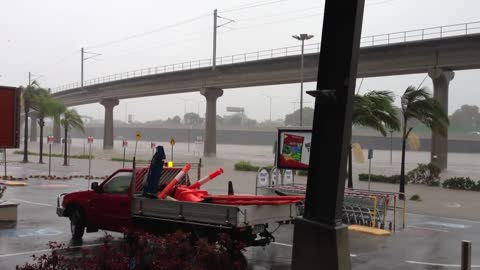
[143,145,166,198]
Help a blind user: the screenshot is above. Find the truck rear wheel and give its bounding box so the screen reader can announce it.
[70,208,85,239]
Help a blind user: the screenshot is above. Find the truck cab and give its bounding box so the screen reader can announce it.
[57,167,187,239]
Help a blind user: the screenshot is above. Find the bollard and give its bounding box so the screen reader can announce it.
[461,240,472,270]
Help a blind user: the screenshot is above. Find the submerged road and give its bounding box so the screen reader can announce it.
[1,177,479,269]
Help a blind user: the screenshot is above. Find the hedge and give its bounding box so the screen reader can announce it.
[358,163,440,186]
[358,174,404,184]
[442,177,480,191]
[14,151,93,159]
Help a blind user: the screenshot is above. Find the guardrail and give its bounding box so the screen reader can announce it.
[52,21,480,94]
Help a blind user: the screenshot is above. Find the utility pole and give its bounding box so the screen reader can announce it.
[212,9,217,70]
[212,9,234,71]
[81,47,84,89]
[28,72,31,85]
[81,47,101,89]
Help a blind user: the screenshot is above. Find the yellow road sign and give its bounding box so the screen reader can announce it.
[170,138,176,146]
[135,131,142,141]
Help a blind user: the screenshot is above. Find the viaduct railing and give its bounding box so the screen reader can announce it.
[52,21,480,93]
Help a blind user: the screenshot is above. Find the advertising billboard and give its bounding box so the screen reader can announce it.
[0,86,21,148]
[276,128,312,170]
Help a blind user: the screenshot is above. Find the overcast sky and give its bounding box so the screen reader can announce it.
[1,0,480,122]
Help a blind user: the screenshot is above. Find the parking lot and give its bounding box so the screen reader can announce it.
[1,177,479,269]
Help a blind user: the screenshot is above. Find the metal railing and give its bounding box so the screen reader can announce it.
[52,21,480,94]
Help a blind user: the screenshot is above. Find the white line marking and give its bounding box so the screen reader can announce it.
[408,226,449,233]
[423,221,470,229]
[406,260,480,267]
[271,242,357,257]
[10,199,54,207]
[0,243,103,258]
[271,242,292,247]
[407,213,480,224]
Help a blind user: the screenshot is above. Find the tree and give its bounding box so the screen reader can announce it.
[348,91,401,188]
[284,107,314,126]
[450,105,480,130]
[183,112,202,126]
[165,115,181,125]
[61,109,84,166]
[399,86,449,199]
[36,96,66,163]
[19,82,46,163]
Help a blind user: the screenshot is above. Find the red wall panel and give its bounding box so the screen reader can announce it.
[0,86,20,148]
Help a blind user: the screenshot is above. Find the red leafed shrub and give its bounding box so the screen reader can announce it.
[16,231,246,270]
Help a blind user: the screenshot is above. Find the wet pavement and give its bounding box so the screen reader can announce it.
[1,178,480,269]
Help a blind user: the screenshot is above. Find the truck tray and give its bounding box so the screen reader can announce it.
[131,195,297,227]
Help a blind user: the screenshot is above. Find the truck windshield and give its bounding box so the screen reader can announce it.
[102,172,132,194]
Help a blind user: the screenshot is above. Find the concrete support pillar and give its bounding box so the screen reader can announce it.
[29,113,38,142]
[200,88,223,157]
[428,68,454,170]
[53,117,61,143]
[100,99,119,150]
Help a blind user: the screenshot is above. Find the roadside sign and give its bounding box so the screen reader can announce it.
[47,136,54,145]
[283,169,294,185]
[256,168,270,189]
[170,138,176,146]
[122,140,128,148]
[368,149,374,159]
[270,167,281,186]
[87,136,94,144]
[135,131,142,141]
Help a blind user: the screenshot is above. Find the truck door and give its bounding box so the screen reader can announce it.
[89,171,132,231]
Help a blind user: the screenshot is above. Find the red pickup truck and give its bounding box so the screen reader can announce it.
[57,165,300,247]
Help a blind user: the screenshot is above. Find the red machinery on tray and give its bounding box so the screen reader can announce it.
[157,163,303,205]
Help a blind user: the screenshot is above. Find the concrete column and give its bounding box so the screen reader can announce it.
[100,99,119,150]
[428,68,454,170]
[53,117,61,143]
[29,113,38,142]
[200,88,223,157]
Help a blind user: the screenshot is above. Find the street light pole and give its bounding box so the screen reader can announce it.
[390,130,393,164]
[262,94,279,122]
[292,34,314,126]
[300,39,304,126]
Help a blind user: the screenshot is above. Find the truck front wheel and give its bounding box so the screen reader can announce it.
[70,208,85,239]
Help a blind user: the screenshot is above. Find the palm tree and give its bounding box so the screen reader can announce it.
[347,91,401,188]
[20,82,46,163]
[398,86,449,199]
[61,109,84,166]
[36,96,66,163]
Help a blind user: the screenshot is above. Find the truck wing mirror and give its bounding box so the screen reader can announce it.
[91,182,99,192]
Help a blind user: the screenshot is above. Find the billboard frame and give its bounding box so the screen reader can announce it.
[276,127,312,170]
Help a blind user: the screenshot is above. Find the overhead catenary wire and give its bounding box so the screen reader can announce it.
[85,13,210,50]
[220,0,398,35]
[219,0,288,13]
